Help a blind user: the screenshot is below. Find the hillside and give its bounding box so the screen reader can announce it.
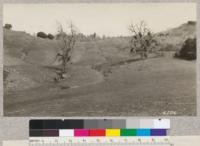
[3,22,196,116]
[3,21,196,91]
[165,21,196,39]
[4,29,59,66]
[156,21,196,50]
[3,28,133,90]
[3,29,110,91]
[4,21,196,66]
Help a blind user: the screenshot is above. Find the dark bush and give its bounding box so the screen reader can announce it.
[176,38,196,60]
[4,24,12,30]
[47,33,54,40]
[187,21,196,25]
[37,31,48,38]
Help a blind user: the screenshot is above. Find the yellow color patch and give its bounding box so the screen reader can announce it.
[106,129,120,136]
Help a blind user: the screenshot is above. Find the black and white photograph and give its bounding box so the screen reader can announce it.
[3,3,196,116]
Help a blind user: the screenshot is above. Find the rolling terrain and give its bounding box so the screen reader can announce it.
[3,21,196,116]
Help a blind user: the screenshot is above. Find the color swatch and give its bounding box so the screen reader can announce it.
[106,129,120,136]
[29,119,169,137]
[120,129,136,136]
[89,129,105,136]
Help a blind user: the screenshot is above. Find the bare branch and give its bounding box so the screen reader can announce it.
[55,22,78,75]
[128,21,157,59]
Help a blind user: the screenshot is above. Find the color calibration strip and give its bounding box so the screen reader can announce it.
[30,119,170,137]
[30,129,167,137]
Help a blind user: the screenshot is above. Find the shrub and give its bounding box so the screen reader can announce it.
[37,31,47,38]
[47,33,54,40]
[187,21,196,25]
[4,24,12,30]
[176,38,196,60]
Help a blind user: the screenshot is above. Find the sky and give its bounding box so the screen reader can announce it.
[3,3,196,37]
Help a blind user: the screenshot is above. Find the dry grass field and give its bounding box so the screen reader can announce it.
[3,22,196,116]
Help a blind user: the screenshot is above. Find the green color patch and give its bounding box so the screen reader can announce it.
[120,129,136,136]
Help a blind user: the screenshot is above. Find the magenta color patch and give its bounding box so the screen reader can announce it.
[74,129,89,136]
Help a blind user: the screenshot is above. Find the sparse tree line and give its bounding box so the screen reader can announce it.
[35,30,102,41]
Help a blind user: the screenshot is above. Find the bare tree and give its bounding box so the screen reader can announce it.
[129,21,157,59]
[55,22,77,81]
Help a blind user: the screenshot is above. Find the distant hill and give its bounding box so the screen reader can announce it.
[165,21,196,37]
[156,21,196,50]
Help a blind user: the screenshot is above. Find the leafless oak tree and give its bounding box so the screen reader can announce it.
[55,22,77,81]
[129,21,158,59]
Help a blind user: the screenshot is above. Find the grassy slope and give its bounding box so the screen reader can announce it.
[4,29,59,66]
[4,29,59,91]
[3,22,197,116]
[156,22,196,50]
[4,54,196,116]
[3,29,107,91]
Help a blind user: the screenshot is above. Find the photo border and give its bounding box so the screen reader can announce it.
[0,0,199,142]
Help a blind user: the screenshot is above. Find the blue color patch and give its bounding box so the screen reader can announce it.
[136,129,150,136]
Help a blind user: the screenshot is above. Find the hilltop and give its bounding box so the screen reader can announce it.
[156,21,196,50]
